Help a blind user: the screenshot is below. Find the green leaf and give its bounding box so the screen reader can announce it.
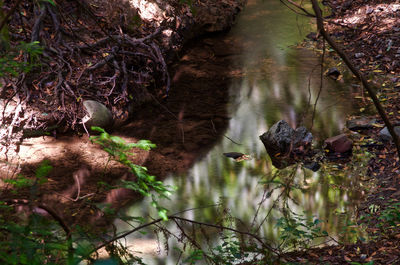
[158,209,168,221]
[41,0,56,6]
[35,160,52,179]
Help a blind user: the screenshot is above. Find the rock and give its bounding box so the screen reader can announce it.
[260,120,294,169]
[327,67,341,80]
[355,52,365,58]
[378,126,400,142]
[223,152,245,159]
[82,100,113,130]
[293,126,313,148]
[260,120,313,169]
[304,161,321,172]
[260,120,294,156]
[366,7,374,14]
[306,32,318,41]
[324,134,353,153]
[346,117,377,131]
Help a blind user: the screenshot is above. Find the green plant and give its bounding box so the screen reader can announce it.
[0,161,68,265]
[377,202,400,228]
[183,249,204,265]
[209,236,249,265]
[276,212,327,250]
[90,126,174,220]
[0,215,69,265]
[0,41,43,78]
[4,160,52,193]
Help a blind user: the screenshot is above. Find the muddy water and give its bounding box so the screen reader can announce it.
[116,0,367,263]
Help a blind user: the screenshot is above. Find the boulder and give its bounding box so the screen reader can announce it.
[82,100,113,130]
[379,126,400,142]
[324,134,352,153]
[260,120,294,156]
[346,117,377,131]
[259,120,313,169]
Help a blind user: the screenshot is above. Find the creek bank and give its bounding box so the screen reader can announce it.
[282,0,400,263]
[0,1,245,225]
[0,0,245,154]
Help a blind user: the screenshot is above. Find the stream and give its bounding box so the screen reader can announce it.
[114,0,368,263]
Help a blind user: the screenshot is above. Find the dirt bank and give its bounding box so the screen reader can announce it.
[0,0,245,226]
[282,1,400,264]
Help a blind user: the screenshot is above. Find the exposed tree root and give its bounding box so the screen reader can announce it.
[0,0,172,155]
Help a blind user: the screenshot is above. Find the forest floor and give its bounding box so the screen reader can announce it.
[283,0,400,264]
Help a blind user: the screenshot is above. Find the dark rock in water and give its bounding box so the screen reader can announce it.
[346,117,377,131]
[306,32,318,41]
[260,120,294,156]
[259,120,313,169]
[223,152,244,159]
[304,161,321,172]
[378,126,400,142]
[327,67,341,80]
[223,152,251,161]
[324,134,352,153]
[293,127,313,150]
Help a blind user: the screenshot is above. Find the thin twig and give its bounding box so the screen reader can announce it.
[311,39,325,129]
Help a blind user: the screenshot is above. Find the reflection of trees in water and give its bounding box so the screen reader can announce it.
[116,148,368,264]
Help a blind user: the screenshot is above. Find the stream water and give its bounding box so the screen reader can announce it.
[115,0,368,263]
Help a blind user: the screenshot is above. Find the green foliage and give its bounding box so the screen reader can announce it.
[276,212,327,250]
[183,249,204,265]
[34,159,52,182]
[4,175,34,190]
[0,162,67,265]
[90,126,174,220]
[0,41,43,78]
[4,160,51,192]
[377,202,400,228]
[209,236,248,265]
[40,0,56,6]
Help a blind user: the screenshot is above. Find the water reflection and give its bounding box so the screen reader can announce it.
[116,0,367,262]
